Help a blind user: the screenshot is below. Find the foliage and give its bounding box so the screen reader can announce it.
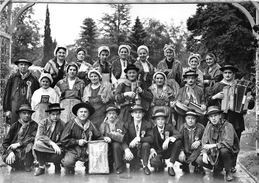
[143,18,170,66]
[11,6,42,63]
[186,3,257,77]
[128,16,148,59]
[41,5,56,67]
[77,17,98,62]
[100,4,131,57]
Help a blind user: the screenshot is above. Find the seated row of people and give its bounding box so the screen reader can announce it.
[2,102,238,182]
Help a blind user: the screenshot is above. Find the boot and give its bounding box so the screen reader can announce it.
[226,171,234,181]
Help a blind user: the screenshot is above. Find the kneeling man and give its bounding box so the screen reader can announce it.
[34,103,65,176]
[2,104,38,172]
[196,106,239,182]
[149,109,182,176]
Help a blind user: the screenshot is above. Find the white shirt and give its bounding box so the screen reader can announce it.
[68,79,76,90]
[120,59,127,79]
[134,121,142,137]
[157,126,165,139]
[141,61,149,72]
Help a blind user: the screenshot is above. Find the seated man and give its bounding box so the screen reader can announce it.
[178,109,205,174]
[123,104,154,175]
[149,109,182,176]
[2,104,38,172]
[99,104,127,174]
[196,106,239,182]
[34,103,65,176]
[60,102,109,174]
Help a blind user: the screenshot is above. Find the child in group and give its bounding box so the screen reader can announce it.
[149,109,182,176]
[178,109,205,174]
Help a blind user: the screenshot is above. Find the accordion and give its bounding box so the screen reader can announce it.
[221,80,252,113]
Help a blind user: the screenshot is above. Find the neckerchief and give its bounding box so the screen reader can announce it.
[211,119,224,141]
[185,84,198,104]
[17,119,32,142]
[184,123,197,145]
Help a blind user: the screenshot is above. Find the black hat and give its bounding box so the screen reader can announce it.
[105,104,120,115]
[219,65,239,73]
[152,109,168,119]
[124,64,139,73]
[14,58,33,66]
[206,106,223,116]
[45,103,65,113]
[72,102,95,116]
[16,104,35,114]
[183,70,198,78]
[130,104,146,113]
[185,109,199,117]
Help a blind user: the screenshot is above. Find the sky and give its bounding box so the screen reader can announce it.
[30,3,197,46]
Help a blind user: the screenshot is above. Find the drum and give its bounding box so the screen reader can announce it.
[60,98,80,123]
[88,140,109,174]
[174,101,188,115]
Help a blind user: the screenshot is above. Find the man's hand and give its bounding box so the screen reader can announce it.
[202,153,209,164]
[213,92,224,100]
[50,142,61,155]
[7,143,20,150]
[129,137,140,148]
[191,141,201,150]
[6,152,15,165]
[201,104,206,111]
[78,139,87,146]
[136,87,143,94]
[104,137,111,143]
[170,101,176,108]
[149,148,157,159]
[203,144,216,150]
[124,91,136,98]
[5,111,11,118]
[124,148,134,161]
[162,138,170,150]
[169,137,176,143]
[178,151,186,162]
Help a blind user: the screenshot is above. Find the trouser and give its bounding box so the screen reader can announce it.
[196,147,233,172]
[61,150,81,168]
[150,140,181,168]
[130,142,151,166]
[4,150,34,169]
[112,142,124,169]
[34,150,63,167]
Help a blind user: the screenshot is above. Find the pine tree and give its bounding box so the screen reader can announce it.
[41,5,54,67]
[128,16,147,59]
[77,18,98,60]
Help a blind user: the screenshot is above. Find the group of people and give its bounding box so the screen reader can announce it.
[2,44,255,182]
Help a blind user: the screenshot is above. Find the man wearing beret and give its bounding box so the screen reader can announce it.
[2,104,38,172]
[3,58,40,125]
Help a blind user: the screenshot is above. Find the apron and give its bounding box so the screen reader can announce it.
[31,95,49,123]
[88,95,106,129]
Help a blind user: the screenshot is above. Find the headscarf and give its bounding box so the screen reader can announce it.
[98,46,110,57]
[163,44,175,56]
[188,53,201,68]
[118,45,131,55]
[54,45,68,57]
[137,45,149,61]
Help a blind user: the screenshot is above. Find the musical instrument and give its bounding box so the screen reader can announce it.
[174,101,189,115]
[188,102,206,116]
[88,140,109,174]
[221,80,252,113]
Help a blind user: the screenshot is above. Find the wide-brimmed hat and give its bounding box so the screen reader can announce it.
[98,46,110,57]
[39,73,53,84]
[66,62,79,73]
[153,71,167,81]
[14,58,33,66]
[105,104,120,115]
[206,106,223,116]
[219,64,239,73]
[124,64,139,73]
[72,102,95,116]
[130,104,146,113]
[185,109,199,117]
[45,103,65,113]
[54,45,68,57]
[16,104,35,114]
[152,109,168,119]
[88,69,102,79]
[183,70,198,78]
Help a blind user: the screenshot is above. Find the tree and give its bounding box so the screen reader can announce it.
[186,3,256,77]
[41,5,56,67]
[77,17,98,62]
[144,18,170,66]
[100,4,131,57]
[11,6,42,64]
[128,16,147,59]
